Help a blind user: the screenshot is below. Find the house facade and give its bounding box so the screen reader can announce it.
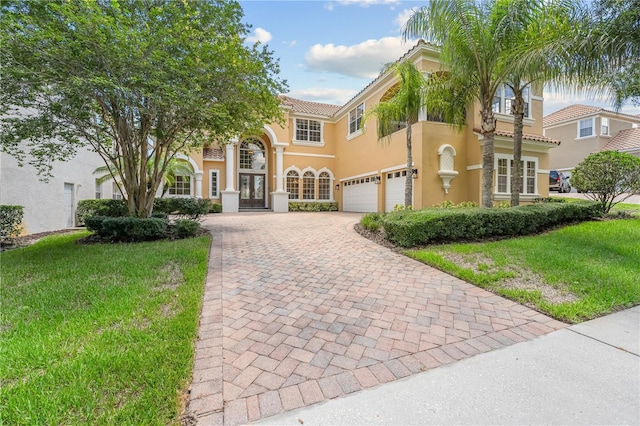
[176,41,558,213]
[543,104,640,174]
[0,142,106,234]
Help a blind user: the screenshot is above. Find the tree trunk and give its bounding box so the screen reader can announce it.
[511,87,525,207]
[405,120,413,208]
[481,106,496,208]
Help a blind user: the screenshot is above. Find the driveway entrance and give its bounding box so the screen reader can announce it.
[188,212,566,425]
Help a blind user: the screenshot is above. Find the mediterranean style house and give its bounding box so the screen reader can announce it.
[543,104,640,174]
[174,41,559,213]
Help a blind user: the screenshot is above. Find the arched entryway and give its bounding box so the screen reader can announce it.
[238,138,267,208]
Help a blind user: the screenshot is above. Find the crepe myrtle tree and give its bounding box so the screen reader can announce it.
[570,151,640,214]
[0,0,286,217]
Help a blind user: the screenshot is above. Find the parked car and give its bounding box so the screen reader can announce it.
[549,170,571,193]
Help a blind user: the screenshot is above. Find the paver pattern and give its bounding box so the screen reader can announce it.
[188,212,566,425]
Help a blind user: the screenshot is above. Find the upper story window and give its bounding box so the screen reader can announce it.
[578,118,595,138]
[493,84,530,118]
[239,139,266,170]
[295,119,322,144]
[601,117,610,136]
[349,102,364,135]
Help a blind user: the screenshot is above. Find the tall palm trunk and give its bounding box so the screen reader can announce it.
[405,120,413,207]
[481,104,497,208]
[511,87,525,206]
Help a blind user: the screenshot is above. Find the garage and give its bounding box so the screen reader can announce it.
[343,176,378,212]
[385,169,411,212]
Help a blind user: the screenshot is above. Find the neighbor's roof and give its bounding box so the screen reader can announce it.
[601,127,640,152]
[280,96,341,117]
[474,128,561,145]
[543,104,640,127]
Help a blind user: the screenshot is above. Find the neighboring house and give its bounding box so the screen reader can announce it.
[172,41,558,213]
[543,104,640,174]
[601,127,640,158]
[0,143,106,234]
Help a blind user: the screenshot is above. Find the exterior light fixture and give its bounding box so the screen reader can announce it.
[374,176,381,184]
[412,168,418,179]
[335,183,340,190]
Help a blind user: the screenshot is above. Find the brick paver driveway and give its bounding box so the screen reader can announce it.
[188,212,566,425]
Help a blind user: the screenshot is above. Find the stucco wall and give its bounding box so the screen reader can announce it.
[0,144,104,234]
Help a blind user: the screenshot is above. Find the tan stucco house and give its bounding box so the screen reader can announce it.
[544,104,640,174]
[173,41,559,213]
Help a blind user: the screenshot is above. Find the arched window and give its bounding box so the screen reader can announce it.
[303,171,315,200]
[239,139,266,171]
[287,170,300,200]
[318,172,331,200]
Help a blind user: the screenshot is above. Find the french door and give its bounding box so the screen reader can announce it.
[239,173,266,208]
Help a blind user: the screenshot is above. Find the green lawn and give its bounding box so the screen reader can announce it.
[0,232,211,425]
[407,218,640,323]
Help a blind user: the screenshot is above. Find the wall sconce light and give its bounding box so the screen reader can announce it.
[412,168,418,179]
[373,176,381,184]
[335,183,340,191]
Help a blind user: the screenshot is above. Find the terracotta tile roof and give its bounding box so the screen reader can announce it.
[601,127,640,152]
[473,127,561,145]
[543,104,640,127]
[279,96,341,117]
[203,147,224,160]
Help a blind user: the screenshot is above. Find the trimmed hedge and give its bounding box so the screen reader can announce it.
[0,205,24,244]
[288,202,338,212]
[85,216,168,242]
[174,219,201,239]
[153,198,211,220]
[382,201,601,247]
[77,199,128,224]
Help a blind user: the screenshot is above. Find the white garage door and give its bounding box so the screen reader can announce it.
[343,176,378,212]
[385,170,411,212]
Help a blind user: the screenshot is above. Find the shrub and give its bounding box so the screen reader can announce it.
[0,205,24,244]
[209,203,222,213]
[153,198,211,220]
[173,219,201,239]
[432,200,479,209]
[532,197,566,204]
[571,151,640,214]
[361,212,385,231]
[288,202,338,212]
[77,199,128,224]
[88,217,168,242]
[382,201,601,247]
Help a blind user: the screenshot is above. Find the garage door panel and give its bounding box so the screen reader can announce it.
[343,177,378,212]
[385,170,412,212]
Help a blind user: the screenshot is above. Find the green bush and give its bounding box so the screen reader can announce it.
[173,219,201,239]
[532,197,566,204]
[288,202,338,212]
[87,217,168,242]
[77,199,128,224]
[153,197,210,220]
[0,205,24,244]
[382,201,601,247]
[361,212,385,231]
[209,203,222,213]
[432,200,479,209]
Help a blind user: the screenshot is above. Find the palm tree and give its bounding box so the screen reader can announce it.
[362,61,426,207]
[404,0,509,208]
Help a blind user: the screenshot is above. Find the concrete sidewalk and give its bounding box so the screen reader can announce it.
[257,306,640,425]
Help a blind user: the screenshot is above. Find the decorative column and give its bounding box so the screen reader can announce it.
[271,144,289,212]
[221,140,239,213]
[194,171,203,198]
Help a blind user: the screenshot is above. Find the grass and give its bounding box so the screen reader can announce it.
[0,232,211,425]
[407,218,640,323]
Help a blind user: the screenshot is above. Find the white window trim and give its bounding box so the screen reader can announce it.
[600,117,610,136]
[348,102,365,139]
[293,118,325,147]
[494,154,539,196]
[577,117,596,139]
[168,174,194,198]
[210,169,220,199]
[493,84,532,120]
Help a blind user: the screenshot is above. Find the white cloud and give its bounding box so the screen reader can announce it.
[287,87,358,105]
[336,0,400,7]
[285,40,297,48]
[305,37,415,79]
[394,8,415,32]
[246,27,272,44]
[324,2,334,11]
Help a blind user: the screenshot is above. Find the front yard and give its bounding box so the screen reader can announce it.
[407,218,640,323]
[0,232,210,425]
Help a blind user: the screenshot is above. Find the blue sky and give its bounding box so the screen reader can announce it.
[239,0,640,117]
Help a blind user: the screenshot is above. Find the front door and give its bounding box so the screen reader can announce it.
[239,173,265,208]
